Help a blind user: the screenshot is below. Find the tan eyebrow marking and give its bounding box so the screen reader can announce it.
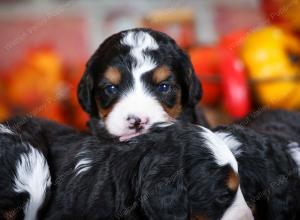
[152,65,171,84]
[104,66,121,85]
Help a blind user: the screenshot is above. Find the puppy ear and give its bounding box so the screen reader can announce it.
[180,50,202,107]
[187,67,202,107]
[77,65,97,116]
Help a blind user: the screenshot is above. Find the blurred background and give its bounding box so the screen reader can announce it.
[0,0,300,129]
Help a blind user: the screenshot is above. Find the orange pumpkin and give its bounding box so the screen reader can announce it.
[7,47,65,122]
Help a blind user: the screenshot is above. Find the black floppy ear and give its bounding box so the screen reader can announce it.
[181,50,202,107]
[187,67,202,107]
[77,65,97,117]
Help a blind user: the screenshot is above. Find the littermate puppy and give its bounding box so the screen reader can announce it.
[0,121,51,220]
[78,28,208,141]
[0,117,78,220]
[215,110,300,220]
[44,122,252,220]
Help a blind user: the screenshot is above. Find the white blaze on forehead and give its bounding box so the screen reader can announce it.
[122,31,158,50]
[200,126,238,172]
[122,31,159,79]
[221,187,254,220]
[14,144,51,220]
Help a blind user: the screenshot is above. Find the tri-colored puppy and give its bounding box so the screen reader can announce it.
[78,28,207,141]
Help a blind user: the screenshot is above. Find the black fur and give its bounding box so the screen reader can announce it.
[44,122,235,220]
[0,117,78,220]
[0,118,236,220]
[215,110,300,220]
[2,110,300,219]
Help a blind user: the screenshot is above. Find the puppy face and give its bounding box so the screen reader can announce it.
[78,28,202,140]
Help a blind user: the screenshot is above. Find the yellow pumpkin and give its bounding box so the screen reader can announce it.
[241,26,300,109]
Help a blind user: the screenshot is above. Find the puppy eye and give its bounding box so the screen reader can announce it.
[104,84,118,95]
[157,82,171,93]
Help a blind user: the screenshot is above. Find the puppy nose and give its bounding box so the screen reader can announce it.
[127,115,149,129]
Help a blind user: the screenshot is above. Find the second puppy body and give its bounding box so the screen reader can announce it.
[43,121,251,220]
[0,118,250,220]
[44,110,300,220]
[2,110,300,219]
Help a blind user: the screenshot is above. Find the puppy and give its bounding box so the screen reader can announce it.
[0,122,50,220]
[43,122,252,220]
[215,110,300,220]
[0,117,78,220]
[78,28,208,141]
